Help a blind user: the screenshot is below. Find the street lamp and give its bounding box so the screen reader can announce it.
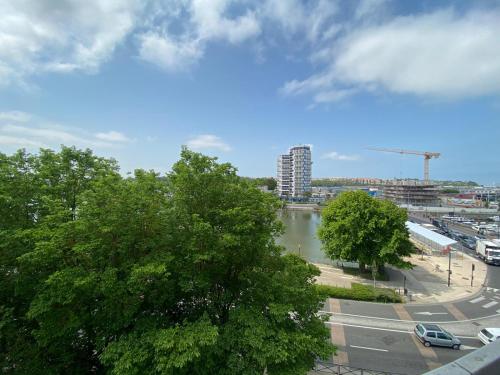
[447,246,452,287]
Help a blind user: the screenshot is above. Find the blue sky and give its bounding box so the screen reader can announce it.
[1,0,499,184]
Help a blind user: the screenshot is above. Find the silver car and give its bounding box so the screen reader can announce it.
[414,323,461,350]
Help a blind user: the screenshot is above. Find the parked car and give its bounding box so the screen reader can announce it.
[414,323,461,349]
[478,328,500,345]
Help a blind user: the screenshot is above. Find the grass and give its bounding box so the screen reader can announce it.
[316,282,402,303]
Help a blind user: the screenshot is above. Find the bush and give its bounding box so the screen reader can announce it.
[316,283,402,303]
[341,266,390,281]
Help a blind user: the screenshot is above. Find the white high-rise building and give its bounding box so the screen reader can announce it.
[277,145,312,198]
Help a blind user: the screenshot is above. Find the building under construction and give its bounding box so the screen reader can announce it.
[384,181,440,206]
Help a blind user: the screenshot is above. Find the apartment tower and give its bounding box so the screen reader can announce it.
[277,145,312,198]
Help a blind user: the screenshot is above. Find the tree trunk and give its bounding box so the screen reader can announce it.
[359,262,366,272]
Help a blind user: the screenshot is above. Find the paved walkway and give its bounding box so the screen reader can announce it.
[314,251,487,304]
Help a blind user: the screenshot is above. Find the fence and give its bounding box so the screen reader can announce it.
[311,361,404,375]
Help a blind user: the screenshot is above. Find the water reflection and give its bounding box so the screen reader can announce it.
[276,209,332,264]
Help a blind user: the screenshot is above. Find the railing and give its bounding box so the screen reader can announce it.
[311,361,404,375]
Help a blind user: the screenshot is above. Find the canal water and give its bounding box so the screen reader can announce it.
[276,210,332,264]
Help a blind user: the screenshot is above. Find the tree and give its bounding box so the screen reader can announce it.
[1,147,333,374]
[318,191,413,273]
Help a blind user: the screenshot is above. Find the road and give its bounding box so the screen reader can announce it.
[326,323,481,375]
[320,214,500,374]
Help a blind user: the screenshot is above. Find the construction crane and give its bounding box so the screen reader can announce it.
[367,148,441,183]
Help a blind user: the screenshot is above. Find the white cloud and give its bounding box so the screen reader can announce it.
[282,8,500,102]
[0,135,46,148]
[186,134,231,152]
[0,0,142,86]
[95,131,131,142]
[0,111,132,150]
[263,0,338,42]
[191,0,261,44]
[322,151,359,161]
[0,111,31,122]
[138,32,203,72]
[138,0,261,72]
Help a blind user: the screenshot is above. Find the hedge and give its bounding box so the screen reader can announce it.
[316,282,402,303]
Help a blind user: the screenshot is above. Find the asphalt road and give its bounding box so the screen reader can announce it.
[322,214,500,374]
[329,324,482,375]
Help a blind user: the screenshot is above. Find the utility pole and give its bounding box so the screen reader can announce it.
[447,248,452,287]
[471,264,475,287]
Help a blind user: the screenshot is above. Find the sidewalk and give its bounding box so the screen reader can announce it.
[313,251,487,304]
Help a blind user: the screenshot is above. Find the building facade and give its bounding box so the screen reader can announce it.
[383,182,439,206]
[277,145,312,198]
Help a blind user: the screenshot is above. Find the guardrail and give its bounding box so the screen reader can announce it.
[311,361,404,375]
[423,339,500,375]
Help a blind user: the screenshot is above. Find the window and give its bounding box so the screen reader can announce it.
[426,332,436,338]
[481,329,493,339]
[437,333,450,340]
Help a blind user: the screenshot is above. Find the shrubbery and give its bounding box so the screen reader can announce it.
[316,283,402,303]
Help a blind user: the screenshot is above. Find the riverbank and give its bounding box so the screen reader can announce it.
[284,203,322,211]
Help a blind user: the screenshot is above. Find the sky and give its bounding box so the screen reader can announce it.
[1,0,500,184]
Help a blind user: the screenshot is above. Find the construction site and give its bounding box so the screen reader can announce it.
[369,148,442,207]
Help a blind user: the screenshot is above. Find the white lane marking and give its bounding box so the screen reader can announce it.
[318,310,500,324]
[325,322,479,339]
[469,296,486,303]
[460,345,481,351]
[350,345,388,352]
[414,312,448,316]
[325,322,411,334]
[486,287,499,292]
[482,301,498,309]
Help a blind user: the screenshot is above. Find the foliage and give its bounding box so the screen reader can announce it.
[318,191,414,271]
[316,283,402,303]
[0,146,333,374]
[440,188,460,194]
[434,180,478,187]
[243,177,277,191]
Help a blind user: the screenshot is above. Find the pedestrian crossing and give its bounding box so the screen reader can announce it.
[469,288,500,311]
[469,296,485,304]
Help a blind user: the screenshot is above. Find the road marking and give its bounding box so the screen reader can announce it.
[324,322,479,339]
[414,312,448,316]
[350,345,388,352]
[469,296,486,303]
[461,345,481,351]
[318,310,500,324]
[409,333,441,370]
[328,299,349,366]
[329,299,341,314]
[325,321,411,334]
[482,301,498,309]
[445,303,468,321]
[486,287,499,292]
[393,304,412,320]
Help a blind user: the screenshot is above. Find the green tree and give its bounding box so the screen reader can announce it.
[0,146,119,374]
[318,191,413,273]
[1,147,333,374]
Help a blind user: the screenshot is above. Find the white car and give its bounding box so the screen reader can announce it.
[478,328,500,345]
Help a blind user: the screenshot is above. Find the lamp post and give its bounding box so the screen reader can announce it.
[447,246,452,287]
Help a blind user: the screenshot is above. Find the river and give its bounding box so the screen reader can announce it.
[276,209,332,264]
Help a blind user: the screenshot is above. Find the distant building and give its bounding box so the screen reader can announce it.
[384,181,439,206]
[277,145,312,199]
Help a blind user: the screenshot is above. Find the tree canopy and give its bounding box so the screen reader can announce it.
[1,146,333,374]
[318,191,414,271]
